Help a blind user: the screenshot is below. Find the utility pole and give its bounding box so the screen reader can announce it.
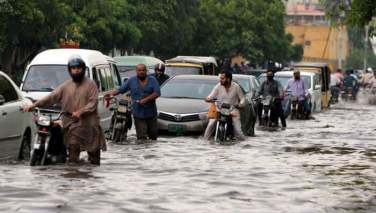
[363,25,369,71]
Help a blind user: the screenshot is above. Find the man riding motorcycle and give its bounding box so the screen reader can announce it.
[285,70,311,118]
[343,69,359,100]
[256,70,286,129]
[330,69,343,103]
[204,70,246,141]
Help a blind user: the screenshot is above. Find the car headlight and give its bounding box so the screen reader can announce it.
[198,112,208,120]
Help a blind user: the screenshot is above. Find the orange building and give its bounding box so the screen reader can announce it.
[285,2,349,70]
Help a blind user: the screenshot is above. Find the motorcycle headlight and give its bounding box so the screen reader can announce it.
[221,109,231,115]
[118,106,128,113]
[37,116,51,126]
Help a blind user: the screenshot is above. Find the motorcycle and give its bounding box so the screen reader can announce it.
[258,95,275,128]
[109,97,131,143]
[30,108,74,166]
[290,96,308,120]
[213,101,235,144]
[341,87,356,101]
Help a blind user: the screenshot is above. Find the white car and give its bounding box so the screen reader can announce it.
[259,71,322,112]
[20,49,122,130]
[0,71,35,160]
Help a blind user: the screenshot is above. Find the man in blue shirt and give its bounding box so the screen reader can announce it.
[105,64,161,140]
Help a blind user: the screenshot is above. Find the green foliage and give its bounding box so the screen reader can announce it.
[0,0,302,75]
[194,0,300,64]
[347,0,376,27]
[320,0,376,27]
[346,48,376,69]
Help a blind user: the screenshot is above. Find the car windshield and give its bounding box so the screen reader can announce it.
[161,79,217,99]
[234,78,250,93]
[118,65,136,79]
[22,65,88,92]
[165,67,201,77]
[258,75,311,89]
[118,65,155,80]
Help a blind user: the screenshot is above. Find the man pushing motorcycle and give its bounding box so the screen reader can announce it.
[23,55,106,165]
[204,70,246,141]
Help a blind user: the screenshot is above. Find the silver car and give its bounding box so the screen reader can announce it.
[0,71,35,160]
[156,75,256,135]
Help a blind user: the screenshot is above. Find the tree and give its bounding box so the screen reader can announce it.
[346,48,376,69]
[0,0,73,77]
[320,0,376,27]
[71,0,141,54]
[194,0,300,65]
[0,0,141,77]
[129,0,199,59]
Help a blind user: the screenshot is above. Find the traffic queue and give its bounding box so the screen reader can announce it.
[0,48,374,166]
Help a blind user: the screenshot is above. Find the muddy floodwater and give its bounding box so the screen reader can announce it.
[1,97,375,212]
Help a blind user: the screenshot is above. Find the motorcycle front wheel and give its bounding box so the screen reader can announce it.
[217,123,227,143]
[113,128,122,143]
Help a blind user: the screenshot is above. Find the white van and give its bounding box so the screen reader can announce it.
[20,49,122,130]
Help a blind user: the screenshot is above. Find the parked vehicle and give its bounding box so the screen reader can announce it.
[258,71,322,115]
[212,101,235,143]
[232,74,259,135]
[244,69,266,77]
[156,75,255,136]
[293,62,331,109]
[165,56,217,77]
[30,109,74,166]
[108,97,132,143]
[233,74,260,99]
[20,48,121,131]
[0,71,35,161]
[114,56,163,81]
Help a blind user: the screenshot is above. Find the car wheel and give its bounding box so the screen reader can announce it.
[18,131,31,161]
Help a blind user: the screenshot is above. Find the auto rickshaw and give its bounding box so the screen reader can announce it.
[165,56,217,77]
[293,62,332,109]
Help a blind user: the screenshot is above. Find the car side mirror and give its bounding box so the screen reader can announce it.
[0,95,5,106]
[314,85,321,90]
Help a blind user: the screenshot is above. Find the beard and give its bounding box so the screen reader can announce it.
[70,71,85,83]
[267,76,273,81]
[220,81,229,86]
[294,76,300,80]
[138,75,146,81]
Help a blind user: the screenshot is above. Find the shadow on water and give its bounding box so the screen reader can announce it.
[60,167,97,179]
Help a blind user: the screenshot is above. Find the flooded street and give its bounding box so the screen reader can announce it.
[1,99,375,213]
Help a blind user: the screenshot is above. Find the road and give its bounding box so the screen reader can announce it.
[0,96,375,212]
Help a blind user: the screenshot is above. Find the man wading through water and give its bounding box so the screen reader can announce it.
[105,64,161,140]
[23,55,106,165]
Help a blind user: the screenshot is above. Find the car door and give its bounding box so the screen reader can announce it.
[93,65,115,130]
[0,75,24,156]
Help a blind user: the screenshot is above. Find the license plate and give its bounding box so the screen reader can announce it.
[33,143,41,149]
[168,124,187,134]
